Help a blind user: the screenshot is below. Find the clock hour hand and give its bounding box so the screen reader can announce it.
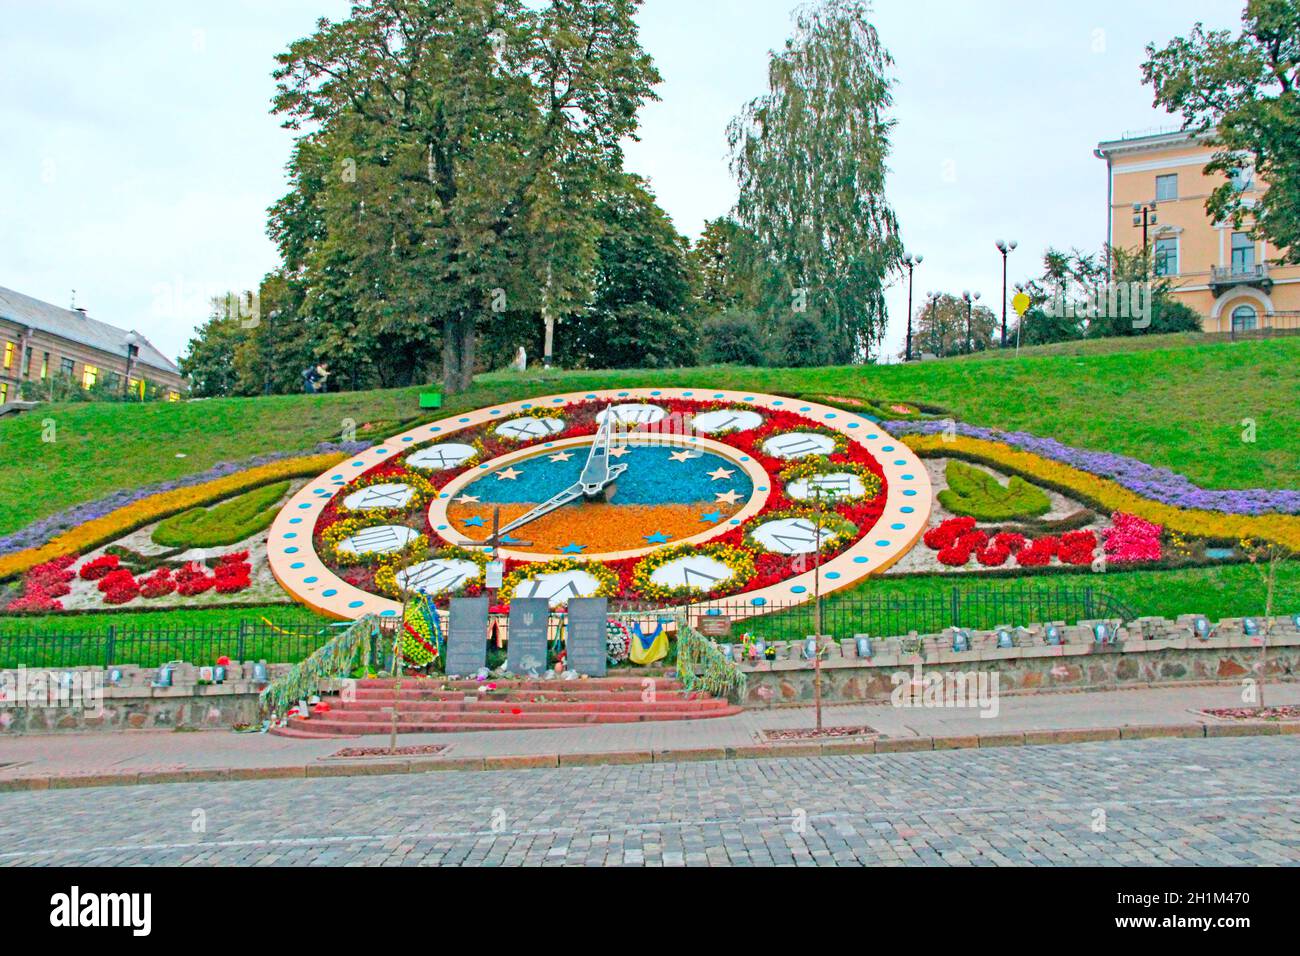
[495,482,583,538]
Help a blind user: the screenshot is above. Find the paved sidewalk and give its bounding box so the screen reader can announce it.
[1,682,1297,788]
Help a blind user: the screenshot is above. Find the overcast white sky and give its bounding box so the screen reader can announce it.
[0,0,1245,366]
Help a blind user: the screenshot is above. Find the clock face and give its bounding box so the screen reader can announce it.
[268,389,932,621]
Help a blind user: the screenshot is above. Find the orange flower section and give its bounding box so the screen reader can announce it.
[445,500,744,554]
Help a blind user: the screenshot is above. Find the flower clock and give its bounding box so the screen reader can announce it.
[268,389,932,621]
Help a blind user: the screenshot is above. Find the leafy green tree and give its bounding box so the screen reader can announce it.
[913,293,997,358]
[777,309,835,367]
[700,311,769,365]
[1087,246,1202,337]
[1143,1,1300,263]
[270,0,661,393]
[691,217,767,314]
[728,0,903,363]
[179,296,248,397]
[559,176,696,368]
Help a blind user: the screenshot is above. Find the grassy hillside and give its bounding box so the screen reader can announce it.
[1,336,1296,538]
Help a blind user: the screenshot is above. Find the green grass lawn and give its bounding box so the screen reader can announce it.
[2,335,1296,540]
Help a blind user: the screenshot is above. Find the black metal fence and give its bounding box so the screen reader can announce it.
[0,621,340,669]
[0,586,1135,667]
[615,585,1136,642]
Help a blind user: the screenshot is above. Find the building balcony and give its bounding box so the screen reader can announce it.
[1210,263,1272,296]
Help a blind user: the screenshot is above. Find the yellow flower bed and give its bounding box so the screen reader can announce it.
[0,452,346,580]
[904,435,1300,551]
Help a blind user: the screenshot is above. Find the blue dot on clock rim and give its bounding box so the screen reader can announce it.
[290,562,305,570]
[901,506,915,514]
[380,609,398,617]
[876,540,891,547]
[289,517,302,525]
[323,589,338,597]
[791,585,807,594]
[284,532,297,539]
[348,600,365,609]
[825,571,841,580]
[750,597,767,607]
[891,523,906,530]
[853,556,869,564]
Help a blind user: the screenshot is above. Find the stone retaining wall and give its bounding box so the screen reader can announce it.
[0,660,291,735]
[737,615,1300,708]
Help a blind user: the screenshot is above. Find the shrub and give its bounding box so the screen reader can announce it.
[937,460,1050,521]
[152,481,290,549]
[701,311,769,366]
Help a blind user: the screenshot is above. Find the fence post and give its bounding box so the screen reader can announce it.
[104,625,116,668]
[237,621,248,663]
[1084,587,1094,620]
[950,587,960,628]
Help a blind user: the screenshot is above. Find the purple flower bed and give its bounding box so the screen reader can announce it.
[0,441,373,558]
[885,421,1300,516]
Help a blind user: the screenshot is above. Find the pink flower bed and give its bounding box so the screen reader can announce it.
[1103,512,1163,564]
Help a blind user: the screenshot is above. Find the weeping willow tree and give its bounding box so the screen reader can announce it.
[728,0,903,363]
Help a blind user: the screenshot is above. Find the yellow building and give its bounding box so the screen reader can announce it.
[1095,129,1300,333]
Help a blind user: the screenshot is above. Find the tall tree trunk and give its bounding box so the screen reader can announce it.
[441,310,477,395]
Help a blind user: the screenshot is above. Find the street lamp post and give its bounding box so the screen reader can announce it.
[902,253,923,362]
[123,331,140,400]
[995,239,1018,348]
[1132,202,1159,257]
[961,291,981,354]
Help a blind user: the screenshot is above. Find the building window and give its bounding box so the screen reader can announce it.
[1230,165,1255,192]
[23,346,32,376]
[167,390,181,402]
[40,353,49,380]
[1230,232,1255,274]
[82,365,99,389]
[128,377,145,400]
[0,382,8,404]
[1231,305,1258,332]
[2,341,13,369]
[60,357,74,377]
[1154,237,1179,276]
[1155,174,1178,202]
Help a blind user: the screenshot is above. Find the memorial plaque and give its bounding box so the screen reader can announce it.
[697,615,731,638]
[507,598,550,675]
[446,596,489,676]
[565,597,608,676]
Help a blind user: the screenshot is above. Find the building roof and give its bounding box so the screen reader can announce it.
[1095,127,1215,160]
[0,286,179,375]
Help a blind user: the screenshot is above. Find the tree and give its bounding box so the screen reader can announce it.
[913,293,997,358]
[700,311,769,365]
[728,0,902,364]
[1143,1,1300,263]
[559,176,696,369]
[691,217,767,315]
[777,309,834,366]
[180,296,251,397]
[271,0,661,393]
[1087,246,1202,337]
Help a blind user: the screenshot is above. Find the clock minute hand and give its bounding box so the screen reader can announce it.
[579,408,620,494]
[495,482,583,539]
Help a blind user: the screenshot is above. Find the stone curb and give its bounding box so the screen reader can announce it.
[1,721,1296,792]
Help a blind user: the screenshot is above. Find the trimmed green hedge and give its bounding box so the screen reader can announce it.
[151,481,290,549]
[937,460,1050,521]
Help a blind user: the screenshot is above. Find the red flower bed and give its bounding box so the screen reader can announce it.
[924,517,1099,570]
[78,554,120,580]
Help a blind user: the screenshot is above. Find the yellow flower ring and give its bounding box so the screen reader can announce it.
[267,389,933,621]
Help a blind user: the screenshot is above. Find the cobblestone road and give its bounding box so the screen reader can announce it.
[1,738,1297,866]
